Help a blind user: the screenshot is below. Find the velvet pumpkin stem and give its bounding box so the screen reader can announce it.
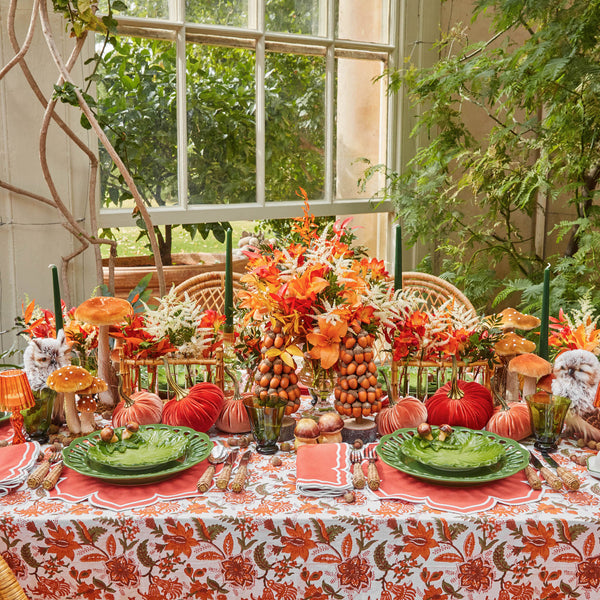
[449,356,465,400]
[163,359,187,401]
[224,366,240,400]
[117,375,135,409]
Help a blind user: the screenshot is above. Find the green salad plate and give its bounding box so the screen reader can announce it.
[63,424,212,485]
[376,426,529,486]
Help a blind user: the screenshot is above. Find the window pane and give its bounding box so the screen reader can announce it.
[97,0,169,20]
[265,52,326,201]
[186,0,249,27]
[187,46,257,205]
[335,57,386,199]
[266,0,323,36]
[338,0,389,44]
[97,37,178,210]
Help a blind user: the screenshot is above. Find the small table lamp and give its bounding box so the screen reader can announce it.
[0,370,35,445]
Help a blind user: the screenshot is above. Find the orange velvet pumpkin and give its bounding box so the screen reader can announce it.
[112,389,163,427]
[485,402,532,441]
[376,395,427,436]
[215,369,251,434]
[425,379,494,430]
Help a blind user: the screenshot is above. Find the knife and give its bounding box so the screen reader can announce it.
[216,449,238,491]
[529,453,562,491]
[541,453,580,490]
[231,450,252,493]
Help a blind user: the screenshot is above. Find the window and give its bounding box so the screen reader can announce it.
[96,0,396,228]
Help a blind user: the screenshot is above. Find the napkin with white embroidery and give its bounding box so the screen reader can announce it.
[296,443,352,497]
[0,442,40,494]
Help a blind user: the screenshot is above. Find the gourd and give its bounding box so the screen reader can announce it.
[375,395,427,436]
[215,368,252,434]
[112,387,163,428]
[485,401,532,441]
[162,361,224,432]
[425,379,494,430]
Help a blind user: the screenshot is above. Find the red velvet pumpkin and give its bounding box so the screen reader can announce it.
[376,395,427,436]
[215,369,252,434]
[162,364,224,432]
[485,402,532,441]
[112,389,163,427]
[425,379,494,430]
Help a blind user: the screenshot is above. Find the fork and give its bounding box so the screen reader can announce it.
[365,447,380,491]
[350,450,366,489]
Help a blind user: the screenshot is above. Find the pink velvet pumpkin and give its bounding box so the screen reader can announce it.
[376,395,427,436]
[485,402,532,441]
[112,389,163,427]
[425,379,494,430]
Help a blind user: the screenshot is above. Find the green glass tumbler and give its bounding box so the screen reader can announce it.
[525,393,571,452]
[243,396,287,455]
[22,387,56,444]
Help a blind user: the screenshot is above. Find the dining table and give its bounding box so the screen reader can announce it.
[1,407,600,600]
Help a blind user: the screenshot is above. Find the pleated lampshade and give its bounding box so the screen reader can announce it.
[0,370,35,411]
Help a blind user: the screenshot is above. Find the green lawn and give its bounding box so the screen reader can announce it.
[100,222,256,258]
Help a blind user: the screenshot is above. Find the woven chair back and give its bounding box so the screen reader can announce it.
[401,271,476,315]
[0,554,29,599]
[172,271,244,313]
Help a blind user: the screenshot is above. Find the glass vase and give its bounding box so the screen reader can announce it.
[299,359,336,413]
[22,387,56,444]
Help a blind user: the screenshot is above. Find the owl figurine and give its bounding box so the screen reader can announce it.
[552,349,600,441]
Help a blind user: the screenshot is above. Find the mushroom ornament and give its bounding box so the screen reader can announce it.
[46,365,94,434]
[508,353,552,401]
[494,332,536,403]
[76,376,107,435]
[74,297,133,406]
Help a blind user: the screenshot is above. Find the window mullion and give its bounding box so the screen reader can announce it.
[173,0,187,210]
[324,0,335,205]
[256,0,265,207]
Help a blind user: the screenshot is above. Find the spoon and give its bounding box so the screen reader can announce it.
[197,444,228,492]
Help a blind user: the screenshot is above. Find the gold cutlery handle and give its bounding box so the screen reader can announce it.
[27,461,50,489]
[216,463,234,490]
[352,462,366,489]
[231,465,248,493]
[524,465,542,490]
[540,466,562,490]
[197,465,216,493]
[367,461,380,491]
[556,466,580,490]
[42,462,64,491]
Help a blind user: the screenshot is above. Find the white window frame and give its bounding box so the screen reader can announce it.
[98,0,400,228]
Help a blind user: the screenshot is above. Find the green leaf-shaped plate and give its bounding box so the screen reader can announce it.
[87,427,190,471]
[400,426,506,472]
[63,424,212,485]
[376,427,529,486]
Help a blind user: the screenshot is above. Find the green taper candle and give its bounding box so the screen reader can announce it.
[394,224,402,290]
[49,264,64,333]
[224,229,234,333]
[538,264,550,360]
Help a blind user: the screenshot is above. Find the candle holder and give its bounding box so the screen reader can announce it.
[0,370,36,445]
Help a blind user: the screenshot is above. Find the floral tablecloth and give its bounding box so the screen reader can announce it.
[1,428,600,600]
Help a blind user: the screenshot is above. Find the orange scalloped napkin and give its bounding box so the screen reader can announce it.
[48,460,213,511]
[368,454,542,513]
[296,443,352,497]
[0,442,40,494]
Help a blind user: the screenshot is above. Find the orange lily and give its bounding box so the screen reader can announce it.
[285,267,329,301]
[306,317,348,369]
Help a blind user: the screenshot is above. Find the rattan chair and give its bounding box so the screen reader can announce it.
[172,271,244,313]
[0,555,28,600]
[401,271,476,315]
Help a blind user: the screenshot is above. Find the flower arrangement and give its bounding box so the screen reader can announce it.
[549,295,600,358]
[237,193,393,413]
[383,292,501,366]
